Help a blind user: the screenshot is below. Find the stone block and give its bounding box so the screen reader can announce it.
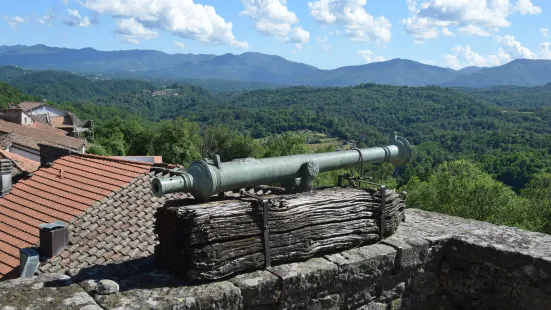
[269,257,339,294]
[380,233,430,270]
[324,244,396,284]
[229,270,280,307]
[0,273,99,309]
[95,280,243,310]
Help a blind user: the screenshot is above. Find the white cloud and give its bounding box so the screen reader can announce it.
[115,18,159,44]
[514,0,542,15]
[494,35,536,59]
[442,27,454,36]
[458,25,491,37]
[316,36,330,50]
[82,0,248,49]
[443,45,512,69]
[292,43,304,53]
[420,60,434,65]
[445,36,551,69]
[308,0,391,45]
[4,16,26,29]
[289,26,310,43]
[541,42,551,59]
[240,0,309,44]
[63,9,91,27]
[356,49,385,63]
[174,41,186,49]
[316,36,328,43]
[39,10,56,26]
[541,28,549,38]
[407,0,417,13]
[402,0,541,43]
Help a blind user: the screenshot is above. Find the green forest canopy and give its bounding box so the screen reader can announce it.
[1,72,551,235]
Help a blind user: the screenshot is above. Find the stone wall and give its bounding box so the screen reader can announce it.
[1,208,550,310]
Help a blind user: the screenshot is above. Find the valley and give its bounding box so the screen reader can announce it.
[1,47,551,237]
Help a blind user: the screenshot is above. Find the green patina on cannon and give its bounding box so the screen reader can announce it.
[151,132,411,201]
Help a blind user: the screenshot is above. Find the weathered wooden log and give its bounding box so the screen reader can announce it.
[154,187,405,282]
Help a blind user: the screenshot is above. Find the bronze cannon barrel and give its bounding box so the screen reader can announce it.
[151,132,411,202]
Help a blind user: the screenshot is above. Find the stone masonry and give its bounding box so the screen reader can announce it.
[1,208,550,310]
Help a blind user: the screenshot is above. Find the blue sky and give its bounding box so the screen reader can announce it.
[1,0,550,69]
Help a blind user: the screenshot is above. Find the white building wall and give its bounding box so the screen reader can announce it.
[22,114,32,125]
[28,105,67,117]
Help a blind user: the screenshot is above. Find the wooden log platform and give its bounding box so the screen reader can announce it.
[154,186,406,282]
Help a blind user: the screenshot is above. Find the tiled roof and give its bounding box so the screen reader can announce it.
[16,102,44,112]
[31,122,68,136]
[0,154,152,278]
[0,133,13,149]
[50,116,73,128]
[0,120,85,151]
[39,171,188,274]
[0,150,40,175]
[30,114,49,125]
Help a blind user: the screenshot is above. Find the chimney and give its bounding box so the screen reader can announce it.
[0,159,13,196]
[19,248,40,278]
[38,221,69,259]
[38,143,77,167]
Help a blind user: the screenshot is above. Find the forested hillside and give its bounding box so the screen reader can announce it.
[457,83,551,108]
[13,71,547,194]
[1,73,551,235]
[441,59,551,87]
[0,82,36,107]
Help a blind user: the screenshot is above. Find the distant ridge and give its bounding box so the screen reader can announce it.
[1,44,550,87]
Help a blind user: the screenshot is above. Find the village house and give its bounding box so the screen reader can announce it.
[11,102,93,138]
[0,120,86,162]
[0,144,183,280]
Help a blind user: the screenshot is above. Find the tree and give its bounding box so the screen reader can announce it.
[261,132,308,158]
[521,173,551,233]
[151,118,202,165]
[405,160,531,229]
[201,125,262,161]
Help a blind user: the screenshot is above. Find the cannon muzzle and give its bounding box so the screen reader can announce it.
[152,132,411,201]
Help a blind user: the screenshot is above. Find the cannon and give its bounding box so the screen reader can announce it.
[151,132,411,201]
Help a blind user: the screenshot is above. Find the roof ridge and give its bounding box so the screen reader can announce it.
[71,153,155,167]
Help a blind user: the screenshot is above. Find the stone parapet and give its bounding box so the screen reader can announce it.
[1,208,550,309]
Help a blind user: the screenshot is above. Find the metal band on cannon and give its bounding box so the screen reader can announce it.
[151,132,412,201]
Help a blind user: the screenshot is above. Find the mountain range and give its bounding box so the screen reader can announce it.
[1,44,551,88]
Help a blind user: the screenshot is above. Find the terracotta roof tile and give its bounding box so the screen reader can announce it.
[0,154,152,278]
[31,122,68,136]
[10,184,90,212]
[50,116,73,128]
[0,150,40,174]
[16,102,44,112]
[41,164,132,188]
[33,168,120,194]
[0,120,84,151]
[30,114,49,125]
[39,171,188,275]
[29,175,106,201]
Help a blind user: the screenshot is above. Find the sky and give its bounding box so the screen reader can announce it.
[1,0,551,70]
